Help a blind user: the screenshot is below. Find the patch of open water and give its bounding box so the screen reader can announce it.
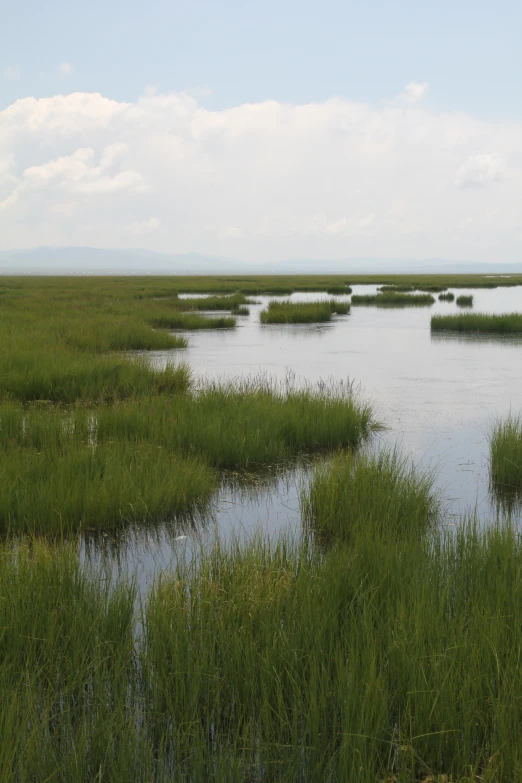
[83,285,522,593]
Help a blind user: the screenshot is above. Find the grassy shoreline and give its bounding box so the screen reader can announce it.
[0,378,378,533]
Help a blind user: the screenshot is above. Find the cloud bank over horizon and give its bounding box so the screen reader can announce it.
[1,85,521,264]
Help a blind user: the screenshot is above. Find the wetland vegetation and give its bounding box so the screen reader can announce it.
[351,292,435,306]
[260,299,350,323]
[2,273,522,780]
[431,312,522,333]
[456,294,474,307]
[490,414,522,491]
[438,291,455,302]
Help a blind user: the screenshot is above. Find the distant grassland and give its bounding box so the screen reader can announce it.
[260,299,350,323]
[431,312,522,333]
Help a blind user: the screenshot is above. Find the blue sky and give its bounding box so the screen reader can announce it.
[3,0,521,118]
[1,0,521,263]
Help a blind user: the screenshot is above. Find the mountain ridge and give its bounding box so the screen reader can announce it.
[0,247,520,275]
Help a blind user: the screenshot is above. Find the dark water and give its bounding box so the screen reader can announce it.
[84,286,522,593]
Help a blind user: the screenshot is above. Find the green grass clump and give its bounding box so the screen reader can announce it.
[352,292,435,306]
[326,285,352,295]
[260,299,349,324]
[378,284,415,292]
[456,294,474,306]
[302,448,437,542]
[172,293,253,312]
[490,415,522,490]
[0,355,190,404]
[0,378,378,531]
[431,312,522,333]
[416,284,448,292]
[0,443,215,534]
[6,486,522,778]
[351,293,378,304]
[0,541,142,781]
[438,291,455,302]
[145,522,522,780]
[151,312,236,330]
[93,379,379,469]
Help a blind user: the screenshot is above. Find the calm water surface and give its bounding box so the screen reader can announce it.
[85,286,522,592]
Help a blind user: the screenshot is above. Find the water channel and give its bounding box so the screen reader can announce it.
[83,285,522,595]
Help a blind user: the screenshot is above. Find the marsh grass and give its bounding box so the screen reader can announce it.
[0,443,216,534]
[456,294,474,307]
[0,378,378,532]
[302,447,438,542]
[151,312,237,329]
[260,299,350,324]
[490,415,522,491]
[438,292,455,302]
[145,522,522,781]
[166,293,254,312]
[326,285,352,294]
[378,284,415,292]
[0,354,190,404]
[352,292,435,306]
[416,284,448,292]
[4,483,522,778]
[431,312,522,333]
[0,540,142,781]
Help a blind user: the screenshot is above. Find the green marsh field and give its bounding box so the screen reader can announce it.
[2,274,522,781]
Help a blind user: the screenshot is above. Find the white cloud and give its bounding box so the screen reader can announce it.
[455,153,505,188]
[125,217,160,236]
[0,89,521,261]
[58,62,73,77]
[398,82,429,104]
[100,143,129,169]
[0,147,147,210]
[4,65,21,81]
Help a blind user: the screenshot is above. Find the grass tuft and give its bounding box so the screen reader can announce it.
[302,447,437,542]
[456,294,474,306]
[490,414,522,491]
[260,299,350,323]
[431,312,522,333]
[352,292,435,306]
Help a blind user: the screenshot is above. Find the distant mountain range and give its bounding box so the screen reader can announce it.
[0,247,521,275]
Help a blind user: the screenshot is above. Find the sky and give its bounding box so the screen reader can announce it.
[1,0,521,264]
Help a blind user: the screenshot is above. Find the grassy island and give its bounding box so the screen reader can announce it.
[260,299,350,324]
[431,312,522,333]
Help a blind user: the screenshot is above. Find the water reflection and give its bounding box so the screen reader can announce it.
[431,332,522,348]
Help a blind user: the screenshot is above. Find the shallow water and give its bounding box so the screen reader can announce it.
[84,285,522,591]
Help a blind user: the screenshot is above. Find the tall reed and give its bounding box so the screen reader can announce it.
[490,414,522,490]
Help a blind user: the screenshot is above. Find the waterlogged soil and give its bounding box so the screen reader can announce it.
[85,285,522,592]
